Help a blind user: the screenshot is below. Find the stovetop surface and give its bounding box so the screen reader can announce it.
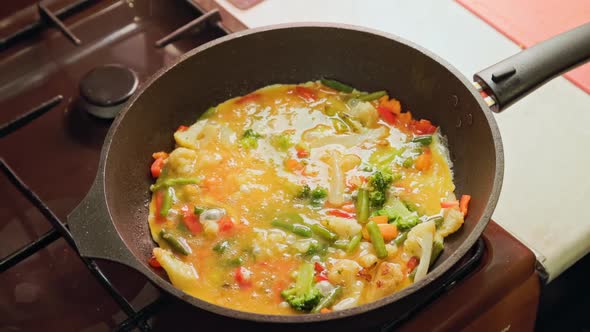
[0,1,536,331]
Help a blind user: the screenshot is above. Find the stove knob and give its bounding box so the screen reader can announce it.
[79,64,138,119]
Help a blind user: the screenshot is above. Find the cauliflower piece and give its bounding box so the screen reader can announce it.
[346,100,378,127]
[403,220,436,282]
[438,208,464,237]
[152,248,199,295]
[327,259,362,287]
[322,217,362,238]
[403,220,436,257]
[165,147,198,178]
[365,262,404,300]
[358,254,378,268]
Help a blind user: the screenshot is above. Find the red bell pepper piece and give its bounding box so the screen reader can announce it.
[407,256,419,273]
[413,119,437,135]
[314,262,325,273]
[327,209,354,219]
[377,106,397,125]
[218,216,234,232]
[150,157,165,178]
[148,255,161,268]
[315,274,329,282]
[180,205,202,234]
[177,125,189,132]
[294,86,317,102]
[235,266,252,287]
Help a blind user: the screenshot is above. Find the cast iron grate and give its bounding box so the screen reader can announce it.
[0,3,485,329]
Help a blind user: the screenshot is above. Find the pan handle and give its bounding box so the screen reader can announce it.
[474,21,590,112]
[68,172,143,272]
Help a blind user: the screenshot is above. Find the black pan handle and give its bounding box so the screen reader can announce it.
[474,21,590,112]
[68,171,144,272]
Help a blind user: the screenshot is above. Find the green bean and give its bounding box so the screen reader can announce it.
[430,241,444,266]
[311,223,337,241]
[356,189,370,223]
[271,220,312,238]
[271,219,293,231]
[159,187,173,217]
[150,177,200,192]
[160,229,192,255]
[194,206,205,215]
[358,90,387,102]
[366,221,387,258]
[292,224,313,237]
[213,240,230,254]
[346,234,362,254]
[412,135,433,146]
[393,231,408,246]
[311,286,343,313]
[332,240,349,250]
[320,79,354,93]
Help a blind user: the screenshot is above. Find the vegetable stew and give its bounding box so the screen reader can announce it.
[147,81,469,314]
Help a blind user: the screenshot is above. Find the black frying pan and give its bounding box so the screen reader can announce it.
[68,22,590,329]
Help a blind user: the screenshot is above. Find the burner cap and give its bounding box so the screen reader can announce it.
[79,64,138,118]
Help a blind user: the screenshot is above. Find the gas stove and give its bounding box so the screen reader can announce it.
[0,1,541,331]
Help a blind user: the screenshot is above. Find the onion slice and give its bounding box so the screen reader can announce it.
[413,231,434,283]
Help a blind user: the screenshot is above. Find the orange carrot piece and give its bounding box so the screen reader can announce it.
[341,203,356,213]
[320,308,332,314]
[152,151,168,160]
[460,194,471,217]
[441,201,459,209]
[415,149,432,171]
[377,223,398,241]
[285,158,304,171]
[369,215,389,224]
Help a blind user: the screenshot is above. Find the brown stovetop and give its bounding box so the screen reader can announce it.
[0,1,539,331]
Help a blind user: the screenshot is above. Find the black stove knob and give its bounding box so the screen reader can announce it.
[79,64,138,119]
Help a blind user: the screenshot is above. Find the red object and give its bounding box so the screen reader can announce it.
[148,255,161,268]
[412,119,437,135]
[234,267,252,287]
[315,274,329,282]
[150,157,165,178]
[407,256,419,273]
[218,216,234,232]
[341,203,356,213]
[377,106,397,125]
[327,209,354,219]
[180,206,203,234]
[294,86,317,102]
[441,201,460,209]
[314,262,325,273]
[177,125,189,132]
[460,195,472,217]
[297,149,309,158]
[456,0,590,94]
[154,191,165,222]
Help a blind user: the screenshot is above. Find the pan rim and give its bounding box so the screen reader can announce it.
[99,22,504,323]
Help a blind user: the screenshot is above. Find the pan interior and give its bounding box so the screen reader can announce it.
[103,25,500,317]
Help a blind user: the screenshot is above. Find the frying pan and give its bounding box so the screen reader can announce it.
[68,22,590,329]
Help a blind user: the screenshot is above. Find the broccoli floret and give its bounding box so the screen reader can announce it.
[377,199,419,231]
[240,129,263,149]
[270,133,293,151]
[281,263,322,312]
[368,170,393,208]
[297,184,311,199]
[310,187,328,207]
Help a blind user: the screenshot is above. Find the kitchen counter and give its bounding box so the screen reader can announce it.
[215,0,590,281]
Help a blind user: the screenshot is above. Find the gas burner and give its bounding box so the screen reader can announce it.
[79,64,138,119]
